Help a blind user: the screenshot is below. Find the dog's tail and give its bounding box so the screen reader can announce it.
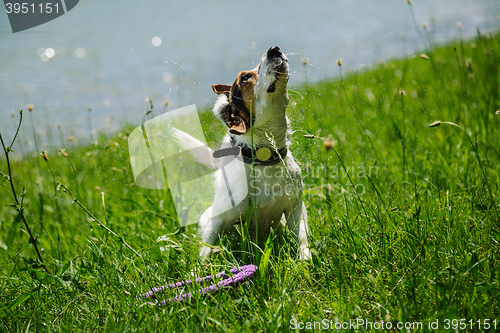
[172,128,217,170]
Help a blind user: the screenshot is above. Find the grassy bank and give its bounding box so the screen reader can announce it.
[1,31,499,332]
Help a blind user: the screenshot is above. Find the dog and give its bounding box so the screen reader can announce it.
[176,46,311,260]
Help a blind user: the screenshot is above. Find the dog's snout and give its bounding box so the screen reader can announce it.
[267,46,281,58]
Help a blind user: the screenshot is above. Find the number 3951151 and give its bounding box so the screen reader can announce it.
[5,2,60,14]
[443,319,497,330]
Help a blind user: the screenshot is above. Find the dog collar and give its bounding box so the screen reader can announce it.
[238,144,287,166]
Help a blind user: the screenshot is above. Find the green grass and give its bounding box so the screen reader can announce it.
[1,30,500,332]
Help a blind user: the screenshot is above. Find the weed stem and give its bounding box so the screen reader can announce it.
[57,183,142,258]
[431,121,499,221]
[0,114,49,274]
[338,65,380,163]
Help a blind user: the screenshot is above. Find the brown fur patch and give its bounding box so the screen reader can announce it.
[212,67,260,135]
[233,68,259,117]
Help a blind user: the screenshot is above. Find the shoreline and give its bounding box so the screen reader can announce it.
[4,30,499,159]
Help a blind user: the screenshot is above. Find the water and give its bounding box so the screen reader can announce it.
[0,0,499,152]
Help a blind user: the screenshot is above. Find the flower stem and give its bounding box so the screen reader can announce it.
[0,115,49,274]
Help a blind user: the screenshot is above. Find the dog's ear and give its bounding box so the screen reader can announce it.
[229,116,247,134]
[213,95,248,135]
[212,84,232,94]
[212,85,248,135]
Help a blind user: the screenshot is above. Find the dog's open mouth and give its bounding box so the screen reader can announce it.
[267,81,276,93]
[263,46,288,93]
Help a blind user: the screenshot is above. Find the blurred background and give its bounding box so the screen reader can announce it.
[0,0,499,152]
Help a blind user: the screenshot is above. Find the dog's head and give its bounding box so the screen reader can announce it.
[212,46,289,135]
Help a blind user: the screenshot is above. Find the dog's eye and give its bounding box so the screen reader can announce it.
[241,73,253,85]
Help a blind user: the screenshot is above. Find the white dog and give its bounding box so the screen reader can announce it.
[177,46,311,260]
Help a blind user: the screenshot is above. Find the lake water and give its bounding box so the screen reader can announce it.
[0,0,499,152]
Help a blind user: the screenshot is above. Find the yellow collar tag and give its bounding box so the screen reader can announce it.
[255,147,272,161]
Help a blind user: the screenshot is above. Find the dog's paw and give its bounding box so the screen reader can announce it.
[298,246,312,261]
[199,246,212,258]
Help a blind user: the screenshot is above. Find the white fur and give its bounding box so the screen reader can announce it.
[200,47,311,260]
[212,94,229,123]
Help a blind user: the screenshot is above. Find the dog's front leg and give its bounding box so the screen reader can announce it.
[198,206,223,257]
[286,202,311,260]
